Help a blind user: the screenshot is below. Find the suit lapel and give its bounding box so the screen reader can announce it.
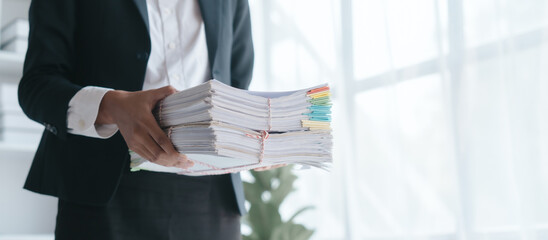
[198,0,222,73]
[132,0,150,32]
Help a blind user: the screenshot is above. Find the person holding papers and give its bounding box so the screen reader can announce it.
[17,0,278,239]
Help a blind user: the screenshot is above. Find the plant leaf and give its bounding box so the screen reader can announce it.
[243,165,315,240]
[270,167,297,206]
[242,234,257,240]
[288,206,315,223]
[270,222,315,240]
[243,181,263,204]
[247,203,282,239]
[292,226,315,240]
[251,170,274,190]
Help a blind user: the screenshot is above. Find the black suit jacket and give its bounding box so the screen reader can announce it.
[18,0,253,215]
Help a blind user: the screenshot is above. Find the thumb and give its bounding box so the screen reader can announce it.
[148,85,177,103]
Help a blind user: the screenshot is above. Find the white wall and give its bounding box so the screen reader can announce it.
[0,0,56,235]
[0,147,57,234]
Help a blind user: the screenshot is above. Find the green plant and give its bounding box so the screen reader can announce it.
[242,165,315,240]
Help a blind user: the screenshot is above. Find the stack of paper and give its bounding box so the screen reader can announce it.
[154,80,331,131]
[130,80,332,176]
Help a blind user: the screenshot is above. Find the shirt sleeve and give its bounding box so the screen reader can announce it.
[67,86,119,138]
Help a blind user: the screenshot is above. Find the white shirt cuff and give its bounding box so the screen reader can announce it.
[67,86,119,139]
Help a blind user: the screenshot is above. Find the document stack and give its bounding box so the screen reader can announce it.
[130,80,333,176]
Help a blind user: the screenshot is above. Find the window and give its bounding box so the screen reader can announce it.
[248,0,548,239]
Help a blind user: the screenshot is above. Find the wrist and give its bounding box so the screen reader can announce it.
[97,90,125,125]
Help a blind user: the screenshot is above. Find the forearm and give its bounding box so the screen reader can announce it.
[18,73,82,139]
[18,0,80,139]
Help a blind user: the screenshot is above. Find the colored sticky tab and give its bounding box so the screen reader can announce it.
[303,112,330,118]
[310,109,332,114]
[308,91,331,99]
[310,102,332,106]
[309,117,331,121]
[309,97,331,105]
[307,86,330,94]
[309,105,332,111]
[302,120,332,130]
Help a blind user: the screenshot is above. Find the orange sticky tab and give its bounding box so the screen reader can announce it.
[307,86,330,94]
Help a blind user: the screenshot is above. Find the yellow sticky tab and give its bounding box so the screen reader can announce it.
[308,91,331,99]
[301,120,331,130]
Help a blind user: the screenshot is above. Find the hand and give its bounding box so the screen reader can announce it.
[253,164,287,172]
[96,86,194,169]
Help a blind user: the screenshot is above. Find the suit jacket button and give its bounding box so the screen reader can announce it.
[50,127,57,135]
[136,52,149,61]
[45,123,57,135]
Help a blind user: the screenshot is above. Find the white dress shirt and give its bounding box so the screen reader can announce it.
[67,0,210,138]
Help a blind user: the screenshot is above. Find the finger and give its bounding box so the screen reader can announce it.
[173,156,194,169]
[140,133,167,163]
[148,85,177,103]
[132,144,154,163]
[254,164,287,172]
[254,166,270,171]
[146,117,179,156]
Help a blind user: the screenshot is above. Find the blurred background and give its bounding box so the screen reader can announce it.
[0,0,547,239]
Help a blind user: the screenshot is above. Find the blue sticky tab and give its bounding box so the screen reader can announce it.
[310,117,331,121]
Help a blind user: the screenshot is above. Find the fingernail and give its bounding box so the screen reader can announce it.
[173,159,194,170]
[178,154,188,161]
[182,159,194,169]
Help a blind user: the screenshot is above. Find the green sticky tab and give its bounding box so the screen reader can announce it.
[312,102,332,106]
[309,96,331,103]
[310,99,332,106]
